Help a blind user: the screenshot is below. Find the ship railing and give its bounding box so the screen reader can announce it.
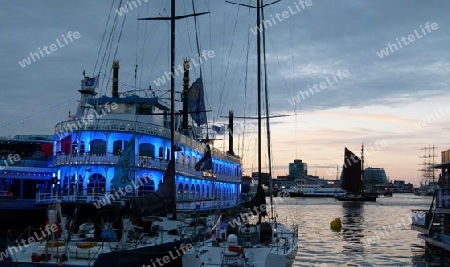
[53,154,119,165]
[177,199,235,212]
[270,224,299,254]
[55,119,241,163]
[36,191,113,204]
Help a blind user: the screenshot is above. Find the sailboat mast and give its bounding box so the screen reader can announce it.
[170,0,176,216]
[361,143,364,194]
[261,0,274,220]
[257,0,262,223]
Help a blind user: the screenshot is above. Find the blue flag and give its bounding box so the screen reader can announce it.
[112,136,135,190]
[81,75,99,90]
[188,77,207,126]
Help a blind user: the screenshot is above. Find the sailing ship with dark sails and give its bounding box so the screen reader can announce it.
[335,147,377,202]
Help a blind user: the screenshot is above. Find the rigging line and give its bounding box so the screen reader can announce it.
[266,20,292,111]
[217,4,248,124]
[135,8,139,90]
[99,0,122,82]
[144,25,170,88]
[215,2,241,124]
[140,2,166,88]
[97,1,122,98]
[93,0,116,76]
[98,71,167,92]
[289,0,298,158]
[183,0,195,58]
[225,0,282,8]
[208,0,213,116]
[113,9,127,64]
[191,0,203,78]
[0,97,77,130]
[240,0,252,159]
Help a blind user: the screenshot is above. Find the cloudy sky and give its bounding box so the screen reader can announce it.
[1,0,449,186]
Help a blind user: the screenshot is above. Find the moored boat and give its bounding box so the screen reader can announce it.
[4,1,246,266]
[335,145,377,202]
[411,149,450,251]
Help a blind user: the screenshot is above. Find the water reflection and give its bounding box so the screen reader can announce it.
[412,244,450,266]
[340,201,365,253]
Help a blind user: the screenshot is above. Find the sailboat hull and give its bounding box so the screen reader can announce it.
[92,239,188,267]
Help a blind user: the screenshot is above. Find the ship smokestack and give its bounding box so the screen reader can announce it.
[182,59,190,131]
[112,60,119,98]
[227,110,234,155]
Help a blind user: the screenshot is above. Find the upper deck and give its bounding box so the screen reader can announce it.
[55,118,240,164]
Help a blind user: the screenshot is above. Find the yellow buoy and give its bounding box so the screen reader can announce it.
[330,217,342,231]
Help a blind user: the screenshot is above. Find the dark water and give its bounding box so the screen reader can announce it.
[3,194,450,266]
[272,193,450,266]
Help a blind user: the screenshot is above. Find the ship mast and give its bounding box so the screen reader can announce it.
[138,2,209,217]
[169,0,176,216]
[361,143,364,194]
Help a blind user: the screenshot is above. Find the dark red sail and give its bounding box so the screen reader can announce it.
[341,147,362,194]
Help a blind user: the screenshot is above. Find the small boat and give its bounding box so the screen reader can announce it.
[282,186,304,197]
[336,194,377,202]
[411,148,450,251]
[383,190,393,197]
[411,188,450,251]
[335,145,377,202]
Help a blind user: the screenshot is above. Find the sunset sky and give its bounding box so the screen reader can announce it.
[1,0,449,186]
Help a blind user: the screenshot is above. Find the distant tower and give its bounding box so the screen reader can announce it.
[288,159,307,180]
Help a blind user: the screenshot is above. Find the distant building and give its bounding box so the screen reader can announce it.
[289,159,307,180]
[276,175,290,180]
[392,180,413,192]
[364,167,388,186]
[252,172,270,186]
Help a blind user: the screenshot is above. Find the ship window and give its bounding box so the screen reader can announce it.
[191,184,195,199]
[138,178,155,196]
[178,183,183,200]
[184,184,189,198]
[196,184,200,198]
[137,103,153,115]
[113,140,122,156]
[90,139,106,156]
[159,147,164,159]
[88,173,106,195]
[61,175,69,195]
[201,184,205,198]
[69,175,77,194]
[139,143,155,158]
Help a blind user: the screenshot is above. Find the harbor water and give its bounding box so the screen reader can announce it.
[274,193,449,266]
[2,194,449,266]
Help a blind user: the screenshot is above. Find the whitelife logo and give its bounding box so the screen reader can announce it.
[18,31,81,68]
